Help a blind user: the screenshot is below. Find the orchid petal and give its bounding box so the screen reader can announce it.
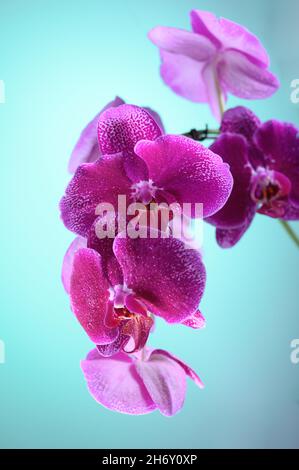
[218,50,279,100]
[61,236,86,294]
[81,349,156,415]
[68,97,124,173]
[148,26,216,62]
[113,230,206,324]
[70,248,118,344]
[135,135,233,218]
[60,154,132,237]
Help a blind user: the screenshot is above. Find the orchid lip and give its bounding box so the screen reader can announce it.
[250,166,291,217]
[131,179,160,204]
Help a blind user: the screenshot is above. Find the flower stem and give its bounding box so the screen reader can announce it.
[183,126,220,141]
[214,71,225,118]
[279,220,299,248]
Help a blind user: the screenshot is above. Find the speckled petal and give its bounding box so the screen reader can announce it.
[60,154,132,237]
[113,230,206,324]
[135,135,233,218]
[87,214,124,286]
[70,248,118,344]
[81,349,156,415]
[97,104,162,155]
[61,236,86,293]
[68,97,124,173]
[181,310,206,329]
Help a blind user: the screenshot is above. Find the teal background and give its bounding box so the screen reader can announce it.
[0,0,298,449]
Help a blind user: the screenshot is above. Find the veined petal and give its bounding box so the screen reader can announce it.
[61,236,86,294]
[113,230,206,324]
[159,50,208,103]
[190,10,270,67]
[135,350,187,416]
[135,135,233,218]
[81,349,156,415]
[60,153,132,237]
[148,26,216,61]
[218,50,279,100]
[152,349,204,389]
[68,97,124,173]
[70,248,118,344]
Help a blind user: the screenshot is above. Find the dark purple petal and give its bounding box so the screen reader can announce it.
[81,349,156,415]
[221,106,261,140]
[113,230,206,324]
[60,154,132,237]
[190,10,270,67]
[207,133,256,228]
[254,120,299,207]
[135,135,233,218]
[70,248,118,344]
[68,97,125,173]
[97,104,162,156]
[282,205,299,221]
[61,236,86,293]
[135,350,187,416]
[148,25,216,61]
[215,206,255,248]
[218,50,279,100]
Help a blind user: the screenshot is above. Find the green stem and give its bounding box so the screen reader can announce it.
[279,220,299,248]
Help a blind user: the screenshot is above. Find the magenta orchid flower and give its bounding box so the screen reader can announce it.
[149,10,279,121]
[68,97,164,173]
[69,231,206,356]
[81,347,203,416]
[60,104,233,238]
[207,106,299,247]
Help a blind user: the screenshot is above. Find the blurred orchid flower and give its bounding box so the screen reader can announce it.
[149,10,279,121]
[81,347,204,416]
[207,106,299,247]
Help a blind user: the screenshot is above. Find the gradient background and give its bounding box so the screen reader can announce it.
[0,0,298,449]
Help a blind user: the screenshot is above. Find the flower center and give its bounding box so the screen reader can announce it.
[131,179,158,205]
[250,167,291,217]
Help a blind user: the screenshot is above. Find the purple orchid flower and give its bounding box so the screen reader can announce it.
[60,104,233,238]
[68,97,164,173]
[81,347,204,416]
[69,231,206,356]
[207,106,299,247]
[149,10,279,121]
